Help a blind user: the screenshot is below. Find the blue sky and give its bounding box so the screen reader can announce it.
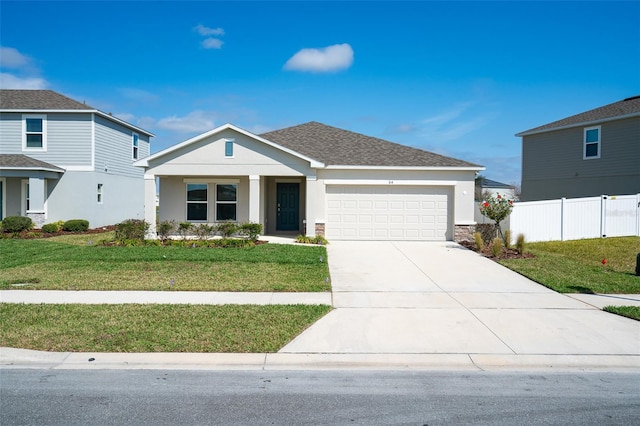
[1,1,638,185]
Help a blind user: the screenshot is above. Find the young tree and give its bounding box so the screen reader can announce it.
[478,193,514,242]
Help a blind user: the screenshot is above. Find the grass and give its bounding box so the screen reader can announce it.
[499,236,639,294]
[0,232,331,292]
[603,306,640,321]
[0,303,332,353]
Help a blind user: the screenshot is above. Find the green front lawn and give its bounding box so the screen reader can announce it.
[0,233,331,292]
[499,236,639,294]
[0,303,331,353]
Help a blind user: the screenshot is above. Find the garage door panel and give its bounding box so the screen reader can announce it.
[326,185,451,241]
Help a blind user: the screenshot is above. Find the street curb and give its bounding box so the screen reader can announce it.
[2,348,639,372]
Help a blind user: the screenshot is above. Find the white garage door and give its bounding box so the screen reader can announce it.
[326,185,451,241]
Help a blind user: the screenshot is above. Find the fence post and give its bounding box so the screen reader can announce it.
[601,195,608,238]
[560,197,566,241]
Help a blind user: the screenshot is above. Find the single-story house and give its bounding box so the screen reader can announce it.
[134,122,484,241]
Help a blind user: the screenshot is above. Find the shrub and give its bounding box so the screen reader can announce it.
[177,222,192,239]
[115,219,149,241]
[504,229,512,249]
[42,223,61,234]
[156,220,176,241]
[1,216,34,233]
[516,233,526,254]
[238,222,263,242]
[491,237,503,258]
[295,234,329,245]
[194,223,215,240]
[473,232,484,252]
[216,222,238,238]
[62,219,89,232]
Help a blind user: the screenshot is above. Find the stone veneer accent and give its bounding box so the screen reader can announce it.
[27,212,46,228]
[454,224,476,243]
[315,222,325,237]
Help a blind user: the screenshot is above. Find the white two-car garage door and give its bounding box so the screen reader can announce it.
[326,185,451,241]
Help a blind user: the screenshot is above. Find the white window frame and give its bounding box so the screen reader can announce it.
[215,183,237,222]
[132,133,139,160]
[583,125,601,160]
[186,183,208,222]
[97,183,103,204]
[21,180,30,215]
[22,114,47,151]
[224,139,235,158]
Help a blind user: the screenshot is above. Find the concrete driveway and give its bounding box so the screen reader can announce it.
[280,241,640,359]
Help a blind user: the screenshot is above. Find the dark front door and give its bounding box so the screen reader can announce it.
[276,183,299,231]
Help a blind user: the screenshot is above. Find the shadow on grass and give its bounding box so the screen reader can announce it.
[567,286,596,294]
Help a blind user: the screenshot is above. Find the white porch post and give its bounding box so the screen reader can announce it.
[305,175,324,237]
[249,175,260,224]
[27,177,46,227]
[144,174,157,238]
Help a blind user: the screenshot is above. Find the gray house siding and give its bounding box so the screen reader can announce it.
[0,113,22,153]
[521,116,640,201]
[94,115,149,178]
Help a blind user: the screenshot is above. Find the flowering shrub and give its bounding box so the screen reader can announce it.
[479,193,514,226]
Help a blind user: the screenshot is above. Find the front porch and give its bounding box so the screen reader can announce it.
[144,174,325,238]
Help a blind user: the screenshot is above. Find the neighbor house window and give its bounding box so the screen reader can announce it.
[132,133,139,160]
[584,126,600,159]
[97,184,103,204]
[225,140,234,157]
[23,115,46,150]
[216,184,237,221]
[186,183,208,221]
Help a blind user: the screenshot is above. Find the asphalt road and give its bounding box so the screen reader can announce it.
[1,369,638,425]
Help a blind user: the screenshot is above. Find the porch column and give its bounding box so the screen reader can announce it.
[144,174,157,239]
[305,175,324,237]
[249,175,260,223]
[27,177,46,227]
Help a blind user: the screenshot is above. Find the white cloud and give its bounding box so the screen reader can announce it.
[0,72,47,89]
[419,101,496,143]
[0,46,30,68]
[194,24,224,36]
[284,43,354,72]
[201,38,224,50]
[157,110,216,133]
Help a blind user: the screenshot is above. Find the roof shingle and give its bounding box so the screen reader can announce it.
[0,89,94,110]
[0,154,65,172]
[260,121,481,168]
[517,96,640,136]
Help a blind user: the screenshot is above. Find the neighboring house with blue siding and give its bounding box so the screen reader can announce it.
[0,90,153,227]
[516,96,640,201]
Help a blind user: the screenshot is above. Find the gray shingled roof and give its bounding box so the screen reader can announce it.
[0,154,65,172]
[517,95,640,136]
[480,178,513,188]
[260,121,481,168]
[0,89,94,110]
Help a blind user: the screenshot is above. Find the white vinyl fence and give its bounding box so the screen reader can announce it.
[507,194,640,243]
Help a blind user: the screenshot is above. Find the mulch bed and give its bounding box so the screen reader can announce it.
[458,240,535,260]
[4,225,117,239]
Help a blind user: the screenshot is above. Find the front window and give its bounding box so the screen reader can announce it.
[132,133,139,159]
[23,115,46,150]
[216,184,237,221]
[584,126,600,159]
[186,183,208,221]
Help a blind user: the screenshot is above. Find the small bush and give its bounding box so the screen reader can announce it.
[41,223,61,234]
[473,232,484,252]
[504,229,512,249]
[295,234,329,245]
[177,222,192,239]
[238,222,263,242]
[156,220,176,241]
[516,233,526,254]
[491,237,503,257]
[194,223,216,240]
[115,219,149,241]
[217,222,238,238]
[2,216,34,233]
[62,219,89,232]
